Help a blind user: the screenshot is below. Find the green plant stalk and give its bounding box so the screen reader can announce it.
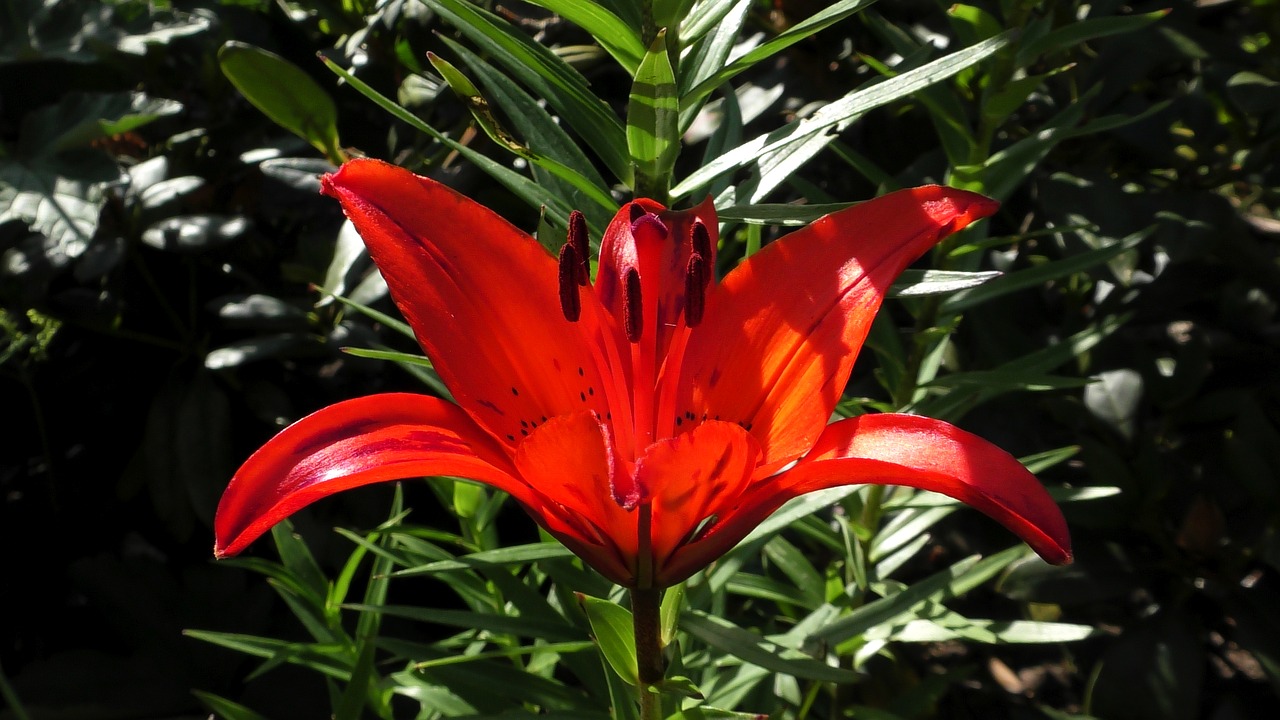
[631,585,664,720]
[631,500,664,719]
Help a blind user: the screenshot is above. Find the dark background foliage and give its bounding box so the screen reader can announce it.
[2,0,1279,718]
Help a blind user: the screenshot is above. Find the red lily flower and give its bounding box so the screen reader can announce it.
[214,159,1070,589]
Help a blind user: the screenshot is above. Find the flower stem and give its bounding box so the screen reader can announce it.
[631,586,664,720]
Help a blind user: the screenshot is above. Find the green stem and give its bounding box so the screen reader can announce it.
[632,586,665,720]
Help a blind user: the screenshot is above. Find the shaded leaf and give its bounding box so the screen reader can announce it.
[141,214,251,252]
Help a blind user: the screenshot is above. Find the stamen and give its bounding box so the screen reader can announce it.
[691,221,712,272]
[558,244,581,321]
[685,253,707,327]
[623,268,643,342]
[567,210,589,284]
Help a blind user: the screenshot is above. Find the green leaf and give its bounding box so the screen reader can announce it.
[679,0,750,99]
[857,22,975,168]
[422,0,631,185]
[912,314,1131,420]
[0,0,210,64]
[953,88,1170,200]
[660,583,685,647]
[672,32,1011,200]
[348,604,582,643]
[218,42,344,164]
[428,49,617,218]
[940,228,1152,313]
[23,92,184,153]
[811,546,1027,645]
[1016,9,1170,66]
[441,38,615,226]
[140,214,251,253]
[392,541,575,576]
[983,65,1073,124]
[182,630,352,680]
[884,485,1120,511]
[628,29,680,199]
[947,4,1002,46]
[192,690,272,720]
[717,202,854,226]
[922,369,1094,392]
[519,0,645,73]
[270,522,330,601]
[682,0,881,112]
[680,611,860,683]
[337,491,401,720]
[1084,368,1143,440]
[725,573,816,606]
[869,505,956,562]
[652,0,698,30]
[667,707,773,720]
[0,152,117,265]
[578,593,639,685]
[762,536,824,608]
[869,614,1096,644]
[0,92,181,261]
[319,56,576,229]
[889,269,1002,298]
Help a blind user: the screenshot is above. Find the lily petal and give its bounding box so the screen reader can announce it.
[321,159,615,448]
[514,411,638,584]
[214,393,529,558]
[677,187,998,469]
[781,413,1070,564]
[635,420,760,584]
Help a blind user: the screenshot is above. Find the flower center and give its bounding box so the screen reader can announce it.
[554,202,716,459]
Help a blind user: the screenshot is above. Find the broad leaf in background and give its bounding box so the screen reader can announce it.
[219,41,346,164]
[0,92,181,267]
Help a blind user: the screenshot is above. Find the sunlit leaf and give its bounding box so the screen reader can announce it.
[578,593,639,685]
[219,41,344,164]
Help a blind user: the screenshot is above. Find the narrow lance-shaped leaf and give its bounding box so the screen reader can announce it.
[318,56,576,231]
[518,0,645,73]
[428,52,617,214]
[1015,9,1170,67]
[422,0,632,185]
[672,32,1011,200]
[439,36,615,227]
[681,0,880,122]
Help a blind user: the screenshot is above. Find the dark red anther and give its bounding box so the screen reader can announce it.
[623,268,643,342]
[567,210,589,285]
[558,243,582,322]
[691,221,712,268]
[685,253,707,327]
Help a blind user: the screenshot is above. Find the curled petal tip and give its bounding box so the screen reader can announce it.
[1045,543,1074,566]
